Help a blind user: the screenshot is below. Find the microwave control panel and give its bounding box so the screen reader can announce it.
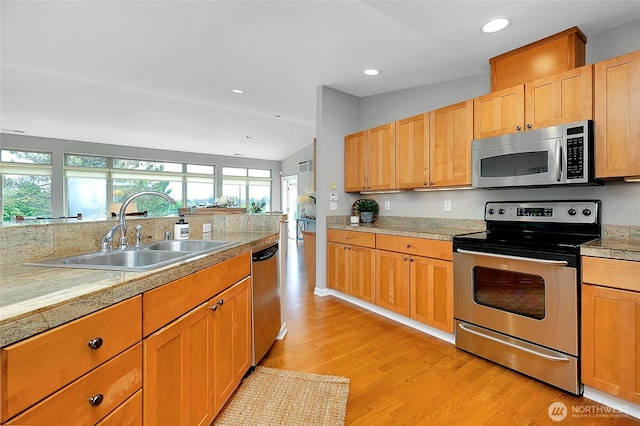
[565,124,586,180]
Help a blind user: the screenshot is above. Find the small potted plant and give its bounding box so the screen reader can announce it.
[355,199,379,223]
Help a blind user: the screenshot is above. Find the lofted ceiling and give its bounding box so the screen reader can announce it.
[2,1,640,161]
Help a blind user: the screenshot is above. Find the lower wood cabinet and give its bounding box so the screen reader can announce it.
[326,230,376,303]
[410,255,453,333]
[143,277,252,425]
[143,301,214,426]
[376,250,411,316]
[582,256,640,404]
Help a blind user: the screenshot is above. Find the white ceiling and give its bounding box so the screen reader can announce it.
[2,1,640,161]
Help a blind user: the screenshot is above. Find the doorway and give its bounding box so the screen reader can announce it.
[281,175,297,240]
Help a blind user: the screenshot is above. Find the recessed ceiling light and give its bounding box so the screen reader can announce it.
[480,17,510,34]
[232,89,244,94]
[363,69,380,76]
[275,115,281,118]
[245,135,252,139]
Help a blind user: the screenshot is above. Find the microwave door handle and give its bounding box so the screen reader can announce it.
[456,249,568,266]
[555,138,562,182]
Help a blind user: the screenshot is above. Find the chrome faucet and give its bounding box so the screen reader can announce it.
[101,191,176,251]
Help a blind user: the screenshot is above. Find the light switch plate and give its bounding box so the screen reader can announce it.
[203,223,212,232]
[329,201,338,210]
[330,193,339,202]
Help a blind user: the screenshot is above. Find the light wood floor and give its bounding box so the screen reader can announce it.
[259,240,640,425]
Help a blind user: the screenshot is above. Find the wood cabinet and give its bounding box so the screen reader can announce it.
[429,100,474,187]
[8,344,142,425]
[594,50,640,179]
[474,65,593,139]
[344,123,396,192]
[143,301,214,426]
[0,296,142,423]
[344,131,367,192]
[582,256,640,404]
[396,113,430,189]
[212,277,252,412]
[376,235,453,332]
[143,256,252,424]
[326,229,376,303]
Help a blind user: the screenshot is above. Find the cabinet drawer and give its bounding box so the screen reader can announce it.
[143,252,251,336]
[376,234,452,261]
[0,296,142,422]
[327,229,375,248]
[583,256,640,292]
[96,390,142,426]
[7,343,142,425]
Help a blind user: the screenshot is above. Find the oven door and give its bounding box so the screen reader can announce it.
[472,136,565,188]
[453,248,578,356]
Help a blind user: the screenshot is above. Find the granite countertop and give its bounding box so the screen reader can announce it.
[0,231,278,347]
[581,237,640,262]
[326,223,480,241]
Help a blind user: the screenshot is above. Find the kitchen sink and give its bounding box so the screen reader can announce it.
[142,239,234,252]
[26,239,236,272]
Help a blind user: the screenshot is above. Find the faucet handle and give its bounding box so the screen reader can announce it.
[135,225,143,248]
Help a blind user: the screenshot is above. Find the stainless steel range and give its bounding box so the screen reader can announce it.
[453,200,601,395]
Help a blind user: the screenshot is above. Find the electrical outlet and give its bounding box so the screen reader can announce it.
[203,223,212,232]
[444,200,452,212]
[384,201,391,211]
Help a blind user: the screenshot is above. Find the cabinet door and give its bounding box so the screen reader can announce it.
[367,122,396,190]
[473,85,525,139]
[582,284,640,404]
[376,250,411,316]
[595,50,640,178]
[410,256,453,333]
[344,131,368,192]
[347,246,376,304]
[430,100,474,187]
[525,64,593,130]
[327,242,349,293]
[396,113,430,188]
[143,302,214,426]
[212,277,251,414]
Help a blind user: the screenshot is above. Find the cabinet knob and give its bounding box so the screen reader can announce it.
[526,123,532,129]
[406,243,411,248]
[429,181,434,186]
[87,337,103,350]
[423,182,428,186]
[210,305,218,311]
[217,299,224,306]
[88,393,104,407]
[403,257,409,261]
[409,257,414,262]
[516,125,522,131]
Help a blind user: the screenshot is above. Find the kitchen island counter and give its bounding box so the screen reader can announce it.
[0,232,278,347]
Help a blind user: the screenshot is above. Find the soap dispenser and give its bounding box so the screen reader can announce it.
[174,215,190,240]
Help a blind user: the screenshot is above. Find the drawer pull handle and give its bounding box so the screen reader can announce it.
[89,393,104,407]
[88,337,103,350]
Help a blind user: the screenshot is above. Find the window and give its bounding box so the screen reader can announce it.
[221,167,271,212]
[1,150,52,220]
[63,155,217,219]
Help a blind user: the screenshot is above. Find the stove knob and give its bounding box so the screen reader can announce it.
[568,208,577,216]
[488,208,495,215]
[582,208,592,216]
[498,208,505,215]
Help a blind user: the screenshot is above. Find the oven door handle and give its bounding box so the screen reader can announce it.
[458,323,571,362]
[455,249,568,266]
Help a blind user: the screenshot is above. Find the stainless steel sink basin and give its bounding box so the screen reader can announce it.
[142,240,234,252]
[26,239,236,271]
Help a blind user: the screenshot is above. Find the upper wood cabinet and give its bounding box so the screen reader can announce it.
[344,131,367,192]
[474,65,593,139]
[594,50,640,179]
[396,113,430,189]
[344,123,396,192]
[429,100,474,187]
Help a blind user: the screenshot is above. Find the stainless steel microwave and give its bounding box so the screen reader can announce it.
[472,120,598,189]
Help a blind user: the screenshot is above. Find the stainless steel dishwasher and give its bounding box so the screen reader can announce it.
[251,242,281,365]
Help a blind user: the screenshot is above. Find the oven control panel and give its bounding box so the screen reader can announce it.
[485,201,599,224]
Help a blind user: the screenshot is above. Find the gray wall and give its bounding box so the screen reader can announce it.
[313,18,640,289]
[1,132,283,215]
